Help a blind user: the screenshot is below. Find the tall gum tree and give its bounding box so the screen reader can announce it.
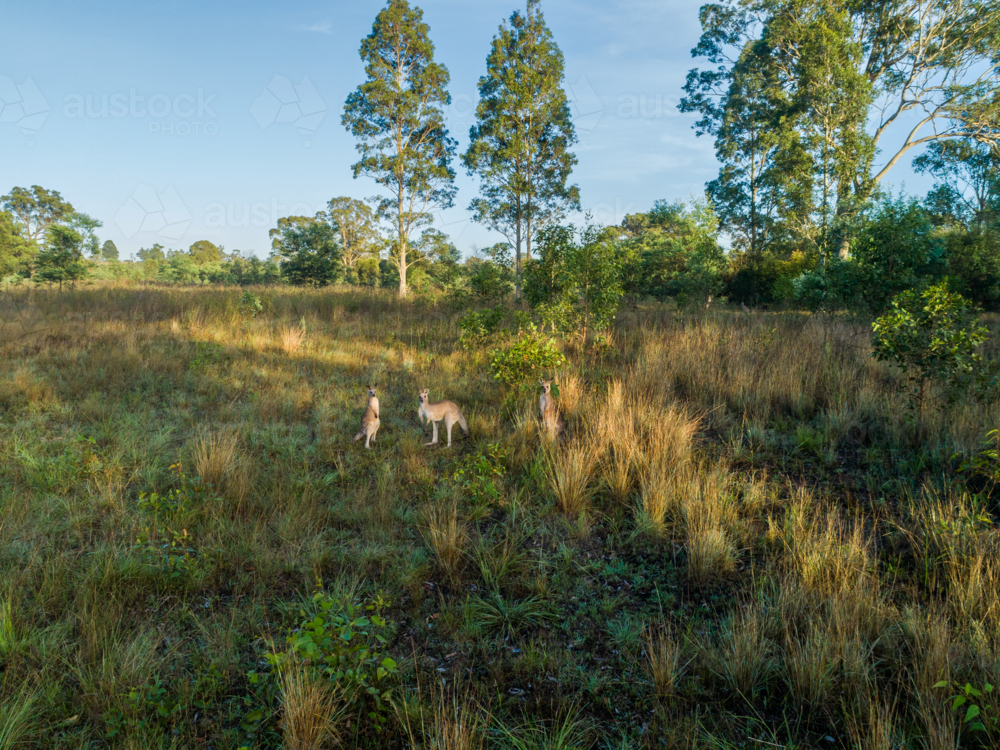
[682,0,1000,255]
[464,0,579,298]
[342,0,456,297]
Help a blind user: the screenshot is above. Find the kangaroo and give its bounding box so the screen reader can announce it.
[417,388,468,448]
[538,379,566,439]
[353,384,380,449]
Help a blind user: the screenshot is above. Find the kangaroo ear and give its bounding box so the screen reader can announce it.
[373,383,378,388]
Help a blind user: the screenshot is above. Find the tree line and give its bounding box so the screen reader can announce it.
[2,0,997,322]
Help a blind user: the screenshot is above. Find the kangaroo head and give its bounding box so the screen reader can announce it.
[366,383,378,398]
[418,388,429,404]
[539,379,551,394]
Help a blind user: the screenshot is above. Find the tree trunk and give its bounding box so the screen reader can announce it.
[526,191,532,272]
[515,218,523,300]
[397,191,407,297]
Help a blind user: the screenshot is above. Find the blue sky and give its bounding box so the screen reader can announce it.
[2,0,930,259]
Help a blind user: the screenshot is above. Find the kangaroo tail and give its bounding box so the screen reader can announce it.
[354,431,363,442]
[459,413,469,435]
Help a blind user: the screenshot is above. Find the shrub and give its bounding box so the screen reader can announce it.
[525,224,623,344]
[458,307,507,351]
[872,283,992,418]
[489,323,567,390]
[850,197,946,317]
[239,291,263,319]
[262,592,398,730]
[453,443,508,508]
[468,243,514,302]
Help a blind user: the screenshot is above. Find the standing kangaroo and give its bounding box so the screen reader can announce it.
[417,388,468,448]
[354,384,380,449]
[538,379,566,439]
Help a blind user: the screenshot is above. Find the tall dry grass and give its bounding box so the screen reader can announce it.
[419,502,467,583]
[644,625,684,699]
[278,324,306,355]
[279,659,345,750]
[403,687,485,750]
[543,439,600,516]
[192,427,251,509]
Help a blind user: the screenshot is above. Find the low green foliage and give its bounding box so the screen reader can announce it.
[239,290,264,319]
[136,463,213,516]
[189,341,230,370]
[458,307,507,351]
[264,591,398,727]
[454,443,508,509]
[489,322,567,390]
[872,283,991,417]
[959,429,1000,496]
[935,680,997,737]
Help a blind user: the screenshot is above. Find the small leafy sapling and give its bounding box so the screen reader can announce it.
[934,680,997,737]
[488,321,567,391]
[260,591,398,728]
[872,283,991,422]
[239,290,263,319]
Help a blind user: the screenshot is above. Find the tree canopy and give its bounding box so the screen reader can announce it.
[270,217,342,286]
[681,0,1000,258]
[2,186,75,244]
[35,225,89,290]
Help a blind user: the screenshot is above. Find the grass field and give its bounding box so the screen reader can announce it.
[2,284,1000,749]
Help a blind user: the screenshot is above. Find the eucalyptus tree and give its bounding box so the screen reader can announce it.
[915,140,1000,227]
[682,0,1000,255]
[320,197,383,281]
[342,0,456,297]
[2,186,74,244]
[0,210,32,277]
[464,0,579,297]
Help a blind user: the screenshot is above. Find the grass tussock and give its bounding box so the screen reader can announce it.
[419,502,466,583]
[279,659,345,750]
[278,324,306,355]
[403,687,485,750]
[644,625,684,699]
[543,438,600,516]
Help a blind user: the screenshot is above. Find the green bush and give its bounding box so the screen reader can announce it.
[468,243,514,302]
[872,283,991,418]
[489,322,567,390]
[453,443,508,509]
[525,224,624,343]
[239,291,263,319]
[263,592,397,727]
[458,307,507,350]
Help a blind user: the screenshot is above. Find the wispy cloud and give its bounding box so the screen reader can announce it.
[304,20,332,34]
